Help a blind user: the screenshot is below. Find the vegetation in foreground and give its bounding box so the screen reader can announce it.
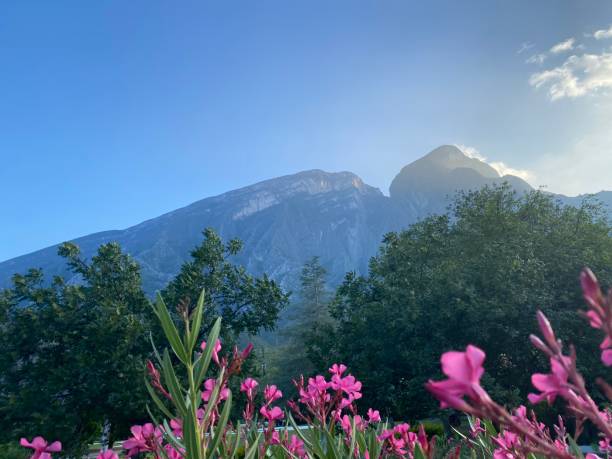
[16,267,612,458]
[2,185,612,457]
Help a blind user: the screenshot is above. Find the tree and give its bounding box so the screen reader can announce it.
[308,185,612,421]
[162,228,289,342]
[266,257,332,394]
[0,242,153,455]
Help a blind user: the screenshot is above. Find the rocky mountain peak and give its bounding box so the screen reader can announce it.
[389,145,527,199]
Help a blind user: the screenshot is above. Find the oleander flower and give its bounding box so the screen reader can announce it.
[19,437,62,459]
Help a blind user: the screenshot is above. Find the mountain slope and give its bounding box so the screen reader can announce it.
[1,146,608,293]
[0,170,407,292]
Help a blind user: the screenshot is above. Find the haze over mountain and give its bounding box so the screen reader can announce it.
[1,145,609,292]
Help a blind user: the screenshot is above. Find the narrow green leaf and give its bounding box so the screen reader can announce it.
[153,293,189,364]
[188,289,206,353]
[244,432,262,459]
[183,405,202,459]
[206,391,232,458]
[162,418,186,453]
[194,317,221,388]
[161,349,187,416]
[287,413,313,449]
[144,377,175,419]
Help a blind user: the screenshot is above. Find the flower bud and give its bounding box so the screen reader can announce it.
[536,311,557,349]
[580,268,602,309]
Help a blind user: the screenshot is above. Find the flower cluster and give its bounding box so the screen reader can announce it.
[427,268,612,458]
[288,363,369,428]
[20,269,612,458]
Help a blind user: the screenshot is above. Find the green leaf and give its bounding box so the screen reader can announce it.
[243,432,262,459]
[183,404,202,459]
[144,377,175,419]
[287,413,313,449]
[153,293,189,364]
[194,317,221,388]
[206,391,232,458]
[161,349,187,416]
[188,289,206,354]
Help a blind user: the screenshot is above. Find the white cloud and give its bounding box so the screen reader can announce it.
[532,129,612,195]
[455,145,535,183]
[529,52,612,100]
[526,53,547,65]
[550,38,575,54]
[594,25,612,40]
[456,144,487,162]
[488,161,535,182]
[517,42,534,54]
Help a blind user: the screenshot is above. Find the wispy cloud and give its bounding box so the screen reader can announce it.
[530,52,612,100]
[526,53,547,65]
[550,38,575,54]
[594,25,612,40]
[455,145,535,183]
[517,42,534,54]
[531,117,612,195]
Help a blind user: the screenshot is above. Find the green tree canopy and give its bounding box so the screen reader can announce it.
[266,256,332,394]
[162,228,289,341]
[0,242,153,455]
[308,185,612,421]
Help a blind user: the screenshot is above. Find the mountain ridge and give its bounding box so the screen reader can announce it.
[1,146,610,292]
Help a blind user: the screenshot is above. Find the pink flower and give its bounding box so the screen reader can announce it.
[492,430,520,459]
[599,437,611,453]
[164,444,184,459]
[240,343,254,360]
[298,375,331,406]
[122,423,162,457]
[260,405,284,422]
[202,378,230,402]
[341,414,366,434]
[602,349,612,366]
[96,451,119,459]
[536,311,557,348]
[330,374,362,401]
[170,418,183,437]
[378,423,412,456]
[240,377,259,399]
[581,268,603,309]
[329,363,347,376]
[264,384,283,404]
[19,437,62,459]
[200,338,222,365]
[287,434,306,457]
[425,344,488,409]
[528,356,571,405]
[367,408,381,423]
[470,418,485,437]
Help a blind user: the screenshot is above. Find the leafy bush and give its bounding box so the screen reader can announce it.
[15,268,612,458]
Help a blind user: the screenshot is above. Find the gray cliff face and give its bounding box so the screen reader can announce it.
[0,170,407,292]
[0,148,609,293]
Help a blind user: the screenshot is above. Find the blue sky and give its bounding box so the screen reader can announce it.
[1,1,612,261]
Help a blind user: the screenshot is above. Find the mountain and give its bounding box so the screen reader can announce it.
[0,170,406,292]
[389,145,533,217]
[0,145,609,292]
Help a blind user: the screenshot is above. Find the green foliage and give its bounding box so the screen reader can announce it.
[0,243,153,455]
[308,185,612,420]
[265,256,332,394]
[414,420,445,438]
[162,228,289,341]
[0,443,28,459]
[0,229,289,454]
